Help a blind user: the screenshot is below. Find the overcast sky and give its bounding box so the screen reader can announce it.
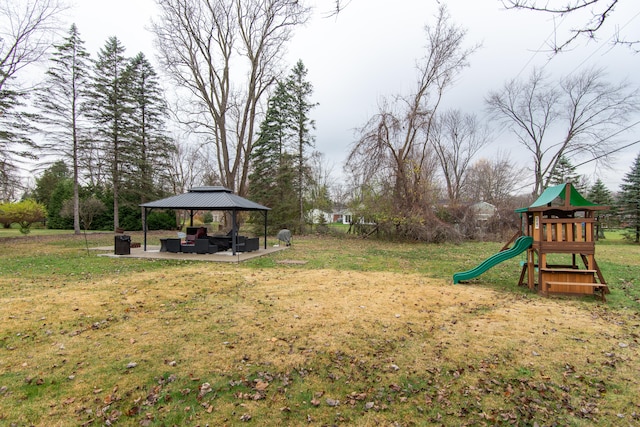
[63,0,640,192]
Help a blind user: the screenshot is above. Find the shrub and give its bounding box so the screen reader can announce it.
[147,211,176,230]
[60,197,107,230]
[0,200,47,234]
[46,180,73,229]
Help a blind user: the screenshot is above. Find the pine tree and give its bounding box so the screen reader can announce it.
[547,155,584,191]
[588,178,613,240]
[271,153,297,230]
[249,81,297,231]
[86,37,132,231]
[249,60,317,233]
[33,161,69,207]
[286,60,317,233]
[123,52,173,206]
[619,153,640,243]
[35,24,91,234]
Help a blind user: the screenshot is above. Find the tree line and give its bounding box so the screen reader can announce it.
[1,1,639,244]
[0,0,318,235]
[343,5,639,242]
[3,23,175,233]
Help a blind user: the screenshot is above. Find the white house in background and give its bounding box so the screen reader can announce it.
[307,209,355,224]
[307,208,333,224]
[331,209,352,224]
[309,204,495,225]
[470,201,498,221]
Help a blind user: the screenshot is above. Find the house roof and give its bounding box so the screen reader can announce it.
[140,186,270,211]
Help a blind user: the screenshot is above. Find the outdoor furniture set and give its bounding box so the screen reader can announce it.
[162,227,259,254]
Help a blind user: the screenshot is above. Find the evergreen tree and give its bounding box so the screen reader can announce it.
[286,60,317,233]
[270,153,297,230]
[547,155,584,191]
[588,178,613,240]
[33,161,70,207]
[123,52,173,206]
[47,179,74,229]
[86,37,132,231]
[619,153,640,243]
[249,81,297,231]
[35,24,91,234]
[249,60,317,233]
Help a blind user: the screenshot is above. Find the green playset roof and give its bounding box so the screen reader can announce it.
[516,183,605,213]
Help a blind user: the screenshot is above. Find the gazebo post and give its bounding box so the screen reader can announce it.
[143,208,148,251]
[231,209,238,255]
[264,211,268,249]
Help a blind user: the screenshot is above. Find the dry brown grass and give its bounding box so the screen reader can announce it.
[0,234,638,426]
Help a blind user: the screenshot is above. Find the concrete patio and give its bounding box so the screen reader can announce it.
[94,244,288,263]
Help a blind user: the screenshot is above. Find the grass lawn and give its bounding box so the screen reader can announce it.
[0,231,638,426]
[0,226,80,237]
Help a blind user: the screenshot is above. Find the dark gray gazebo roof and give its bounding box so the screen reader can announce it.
[140,186,270,254]
[140,186,270,211]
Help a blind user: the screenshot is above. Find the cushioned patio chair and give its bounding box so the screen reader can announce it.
[237,236,259,252]
[186,226,207,235]
[165,238,181,253]
[208,235,231,251]
[195,239,217,254]
[180,235,197,252]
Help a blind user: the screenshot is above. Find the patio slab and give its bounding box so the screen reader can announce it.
[94,244,287,262]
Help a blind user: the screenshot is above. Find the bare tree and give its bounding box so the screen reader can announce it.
[0,0,66,91]
[333,1,636,51]
[165,138,210,228]
[464,152,525,206]
[486,67,638,196]
[307,151,334,213]
[328,0,351,16]
[0,159,20,202]
[502,0,637,52]
[166,139,208,196]
[61,196,105,231]
[431,109,489,204]
[0,0,66,198]
[347,6,476,214]
[152,0,310,197]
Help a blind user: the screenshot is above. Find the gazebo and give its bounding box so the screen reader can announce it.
[140,186,270,255]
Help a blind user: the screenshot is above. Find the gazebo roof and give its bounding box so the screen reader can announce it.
[140,186,270,211]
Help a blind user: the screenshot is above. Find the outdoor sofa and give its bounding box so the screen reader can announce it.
[164,226,258,253]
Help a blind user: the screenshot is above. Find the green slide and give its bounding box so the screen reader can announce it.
[453,236,533,284]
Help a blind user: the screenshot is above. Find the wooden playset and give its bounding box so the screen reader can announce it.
[516,183,609,301]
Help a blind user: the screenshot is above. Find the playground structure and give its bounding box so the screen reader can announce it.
[454,183,609,301]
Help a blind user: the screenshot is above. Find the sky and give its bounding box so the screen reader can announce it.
[62,0,640,192]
